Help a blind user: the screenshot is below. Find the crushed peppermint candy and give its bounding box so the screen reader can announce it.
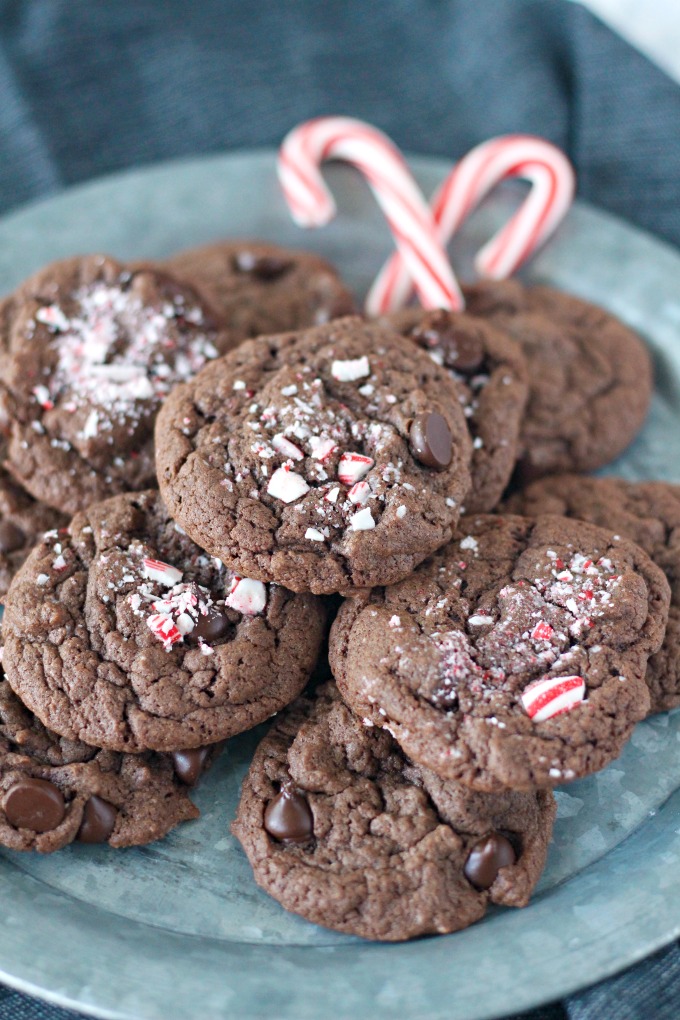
[272,434,304,461]
[30,280,218,435]
[226,577,267,615]
[303,527,325,544]
[349,507,375,531]
[331,356,370,382]
[142,558,183,587]
[348,481,371,505]
[337,452,374,485]
[521,675,586,722]
[267,466,310,503]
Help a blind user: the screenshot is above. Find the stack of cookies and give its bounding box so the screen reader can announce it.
[0,239,673,945]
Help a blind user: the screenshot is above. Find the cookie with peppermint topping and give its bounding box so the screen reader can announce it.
[163,239,356,337]
[329,514,670,791]
[505,474,680,713]
[1,490,326,752]
[232,681,555,941]
[0,675,217,852]
[383,307,529,513]
[462,280,653,481]
[0,254,234,515]
[155,316,473,594]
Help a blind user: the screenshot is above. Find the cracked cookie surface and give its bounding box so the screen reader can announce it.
[385,307,528,513]
[155,317,472,594]
[163,239,356,337]
[329,514,669,791]
[505,475,680,713]
[232,682,555,941]
[1,490,326,752]
[0,254,232,514]
[463,280,652,480]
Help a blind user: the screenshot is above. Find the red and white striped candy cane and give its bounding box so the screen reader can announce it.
[366,134,575,315]
[278,116,464,312]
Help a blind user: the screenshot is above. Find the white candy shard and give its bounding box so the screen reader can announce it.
[272,434,304,461]
[305,527,325,542]
[325,486,340,503]
[521,675,586,722]
[468,614,494,626]
[349,507,375,531]
[310,437,337,461]
[331,356,370,382]
[337,452,374,485]
[267,466,310,503]
[348,481,371,505]
[142,558,183,587]
[226,577,267,615]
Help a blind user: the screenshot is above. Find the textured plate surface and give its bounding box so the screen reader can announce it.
[0,152,679,1020]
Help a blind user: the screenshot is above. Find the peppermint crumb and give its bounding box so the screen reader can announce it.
[36,573,49,585]
[305,527,325,542]
[331,356,370,382]
[396,505,407,518]
[349,507,375,531]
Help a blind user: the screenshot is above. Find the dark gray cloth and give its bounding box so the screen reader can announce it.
[0,1,678,1018]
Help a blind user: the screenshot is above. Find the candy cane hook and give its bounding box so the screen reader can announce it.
[366,135,575,316]
[278,116,464,312]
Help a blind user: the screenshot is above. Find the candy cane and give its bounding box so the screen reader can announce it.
[367,135,575,315]
[278,116,464,311]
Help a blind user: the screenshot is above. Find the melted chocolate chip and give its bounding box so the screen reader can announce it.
[192,604,232,643]
[172,747,210,786]
[0,521,26,554]
[77,795,117,844]
[264,787,314,843]
[3,778,65,832]
[464,832,516,890]
[233,251,293,281]
[409,412,453,470]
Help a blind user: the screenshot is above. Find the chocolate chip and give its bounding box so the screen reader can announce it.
[3,778,65,832]
[233,251,293,281]
[464,832,516,890]
[77,795,117,844]
[172,747,210,786]
[192,604,232,644]
[264,787,314,843]
[409,412,453,469]
[0,521,25,554]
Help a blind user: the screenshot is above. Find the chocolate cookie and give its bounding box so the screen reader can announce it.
[0,455,67,598]
[155,317,473,594]
[0,254,232,515]
[0,676,214,852]
[330,514,669,791]
[505,475,680,713]
[2,490,326,752]
[232,682,555,941]
[163,239,356,337]
[384,308,529,513]
[463,280,653,480]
